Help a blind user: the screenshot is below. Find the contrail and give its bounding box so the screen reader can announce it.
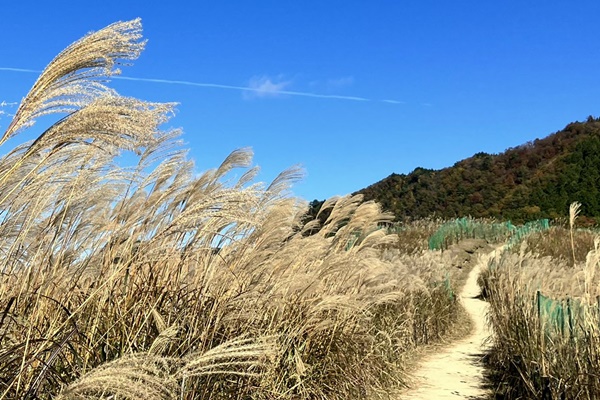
[0,67,41,74]
[0,67,403,104]
[115,76,373,102]
[381,99,406,105]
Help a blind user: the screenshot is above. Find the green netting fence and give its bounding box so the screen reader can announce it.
[430,273,455,300]
[506,219,550,250]
[536,290,600,338]
[428,218,551,251]
[443,273,454,300]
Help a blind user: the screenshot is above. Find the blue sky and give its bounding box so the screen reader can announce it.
[2,1,600,201]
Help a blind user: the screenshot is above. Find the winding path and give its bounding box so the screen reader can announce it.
[399,248,500,399]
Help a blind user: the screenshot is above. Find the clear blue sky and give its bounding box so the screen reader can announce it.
[2,1,600,201]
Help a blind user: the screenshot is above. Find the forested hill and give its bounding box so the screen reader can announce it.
[355,117,600,223]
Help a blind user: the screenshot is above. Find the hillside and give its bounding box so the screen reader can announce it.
[353,117,600,223]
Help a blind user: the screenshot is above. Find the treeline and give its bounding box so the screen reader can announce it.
[351,116,600,223]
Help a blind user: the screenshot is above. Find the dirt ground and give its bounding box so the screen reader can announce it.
[397,246,500,399]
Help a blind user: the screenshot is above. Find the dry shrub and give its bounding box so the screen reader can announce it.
[390,218,443,255]
[521,226,596,264]
[0,20,463,399]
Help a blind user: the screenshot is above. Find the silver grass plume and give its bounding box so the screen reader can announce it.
[570,201,581,267]
[25,96,175,157]
[2,19,145,144]
[55,336,275,400]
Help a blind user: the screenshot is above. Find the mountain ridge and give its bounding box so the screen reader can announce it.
[349,116,600,223]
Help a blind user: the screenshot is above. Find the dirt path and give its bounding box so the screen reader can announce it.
[399,247,500,400]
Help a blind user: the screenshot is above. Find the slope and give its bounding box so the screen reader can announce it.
[355,117,600,223]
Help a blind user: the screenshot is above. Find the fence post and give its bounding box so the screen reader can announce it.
[537,290,550,386]
[567,297,573,339]
[537,290,541,326]
[541,376,552,399]
[597,295,600,329]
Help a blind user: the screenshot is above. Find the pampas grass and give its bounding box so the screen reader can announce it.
[482,213,600,399]
[2,19,144,143]
[0,19,465,399]
[570,201,582,266]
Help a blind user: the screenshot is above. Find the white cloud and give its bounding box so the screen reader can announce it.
[243,75,292,99]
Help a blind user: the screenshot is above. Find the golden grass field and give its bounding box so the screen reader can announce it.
[0,20,467,399]
[3,18,600,400]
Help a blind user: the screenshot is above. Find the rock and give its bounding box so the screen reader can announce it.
[455,239,490,254]
[446,239,492,269]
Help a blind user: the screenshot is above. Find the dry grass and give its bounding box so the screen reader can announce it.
[517,226,596,265]
[388,218,442,255]
[0,20,465,399]
[481,222,600,399]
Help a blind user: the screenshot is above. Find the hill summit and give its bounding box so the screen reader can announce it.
[354,117,600,223]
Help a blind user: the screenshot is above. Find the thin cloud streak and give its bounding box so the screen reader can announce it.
[244,75,291,99]
[381,99,406,104]
[0,67,404,104]
[0,67,41,73]
[116,76,373,102]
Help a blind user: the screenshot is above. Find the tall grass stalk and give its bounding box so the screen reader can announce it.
[570,201,581,267]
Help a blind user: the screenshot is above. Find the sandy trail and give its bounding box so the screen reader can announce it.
[399,247,500,400]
